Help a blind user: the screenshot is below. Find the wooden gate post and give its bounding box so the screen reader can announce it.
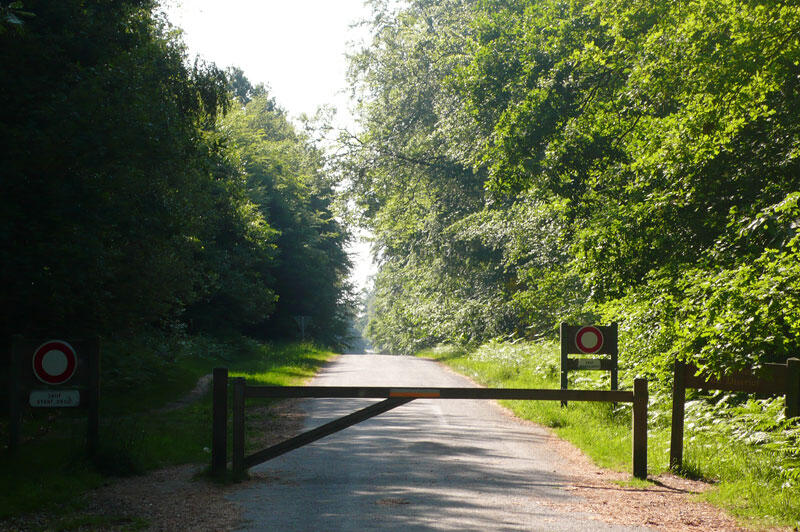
[85,338,101,456]
[8,337,22,454]
[232,377,246,476]
[669,360,686,470]
[787,358,800,419]
[632,377,648,479]
[211,367,228,476]
[560,323,569,407]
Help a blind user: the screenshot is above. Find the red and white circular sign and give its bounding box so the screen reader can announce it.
[32,340,77,385]
[575,326,604,354]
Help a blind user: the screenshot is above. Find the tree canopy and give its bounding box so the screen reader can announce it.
[347,0,800,379]
[0,0,353,347]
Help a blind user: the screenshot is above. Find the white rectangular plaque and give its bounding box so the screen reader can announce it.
[29,390,80,407]
[575,359,603,370]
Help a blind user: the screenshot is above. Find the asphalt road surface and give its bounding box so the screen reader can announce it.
[229,354,652,531]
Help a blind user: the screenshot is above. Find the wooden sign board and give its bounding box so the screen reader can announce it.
[8,337,100,454]
[682,363,786,394]
[561,324,618,355]
[560,323,619,405]
[13,338,97,392]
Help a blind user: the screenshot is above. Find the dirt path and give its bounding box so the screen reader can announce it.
[158,374,213,412]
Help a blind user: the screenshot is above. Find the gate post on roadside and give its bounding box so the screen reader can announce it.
[632,378,648,479]
[85,338,101,456]
[787,358,800,419]
[560,323,569,407]
[669,360,686,470]
[8,336,22,454]
[232,377,246,476]
[211,367,228,476]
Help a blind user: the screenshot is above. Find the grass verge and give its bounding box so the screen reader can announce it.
[419,340,800,530]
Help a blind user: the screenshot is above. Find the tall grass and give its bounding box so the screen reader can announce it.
[419,339,800,529]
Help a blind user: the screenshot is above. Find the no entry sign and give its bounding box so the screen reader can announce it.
[32,340,77,385]
[560,324,617,356]
[575,326,603,354]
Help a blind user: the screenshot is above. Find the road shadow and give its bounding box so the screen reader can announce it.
[231,395,646,531]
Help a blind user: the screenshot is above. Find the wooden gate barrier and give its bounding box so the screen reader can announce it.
[211,368,649,479]
[670,358,800,470]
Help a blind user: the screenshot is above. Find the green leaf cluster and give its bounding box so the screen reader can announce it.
[214,95,354,344]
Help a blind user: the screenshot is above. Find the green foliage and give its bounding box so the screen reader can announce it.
[0,1,34,34]
[349,0,800,366]
[346,4,590,350]
[0,1,230,338]
[350,3,800,522]
[220,94,354,345]
[226,65,268,106]
[0,439,104,519]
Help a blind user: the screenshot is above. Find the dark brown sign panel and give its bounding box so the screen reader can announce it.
[682,363,787,394]
[560,323,620,404]
[8,337,100,454]
[13,338,96,390]
[561,324,619,355]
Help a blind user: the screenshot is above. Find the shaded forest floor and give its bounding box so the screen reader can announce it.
[0,338,338,530]
[7,398,306,532]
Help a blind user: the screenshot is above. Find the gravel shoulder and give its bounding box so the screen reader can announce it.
[77,398,306,532]
[493,402,783,532]
[0,396,305,532]
[432,360,790,532]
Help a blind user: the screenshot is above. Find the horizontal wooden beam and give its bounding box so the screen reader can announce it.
[681,362,787,394]
[244,385,634,403]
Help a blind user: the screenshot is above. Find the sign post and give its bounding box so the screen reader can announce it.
[211,367,228,476]
[8,338,21,454]
[560,323,619,406]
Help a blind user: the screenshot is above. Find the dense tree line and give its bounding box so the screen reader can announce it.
[346,0,800,379]
[0,1,352,347]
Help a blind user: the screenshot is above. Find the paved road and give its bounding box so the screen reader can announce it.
[228,354,651,531]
